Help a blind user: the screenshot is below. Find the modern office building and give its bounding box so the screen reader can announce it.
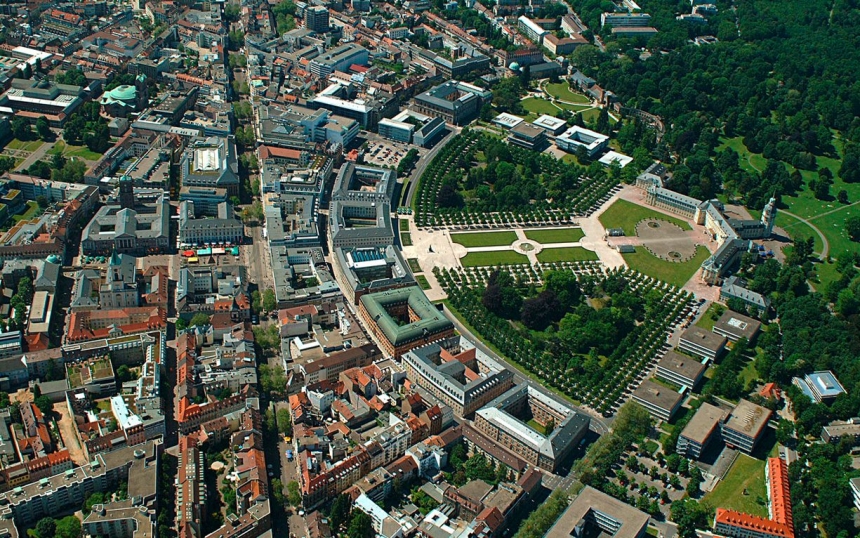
[402,336,514,418]
[677,403,727,459]
[378,110,446,147]
[547,486,649,538]
[678,326,726,361]
[713,310,762,343]
[655,350,707,389]
[721,399,771,454]
[0,78,85,127]
[179,135,241,196]
[631,380,683,422]
[531,115,567,136]
[308,44,369,77]
[792,371,846,403]
[821,420,860,445]
[333,245,415,305]
[517,16,549,43]
[305,6,330,33]
[474,385,589,472]
[507,123,547,151]
[555,126,609,156]
[601,12,652,27]
[358,286,454,358]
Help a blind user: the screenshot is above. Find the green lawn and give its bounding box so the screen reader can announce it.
[525,228,585,244]
[6,138,44,152]
[64,145,103,161]
[416,275,431,290]
[451,231,517,248]
[545,82,591,104]
[704,454,768,518]
[521,97,560,117]
[460,250,529,267]
[536,246,598,263]
[12,201,40,223]
[695,303,726,331]
[812,203,860,259]
[739,359,759,387]
[399,219,410,231]
[407,258,422,273]
[599,199,692,236]
[526,418,552,436]
[401,233,412,247]
[580,108,601,123]
[48,140,102,161]
[622,245,710,288]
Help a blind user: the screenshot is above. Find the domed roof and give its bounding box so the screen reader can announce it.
[46,254,61,264]
[509,62,520,71]
[100,84,137,106]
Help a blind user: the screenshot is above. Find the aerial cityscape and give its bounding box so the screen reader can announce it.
[0,0,853,538]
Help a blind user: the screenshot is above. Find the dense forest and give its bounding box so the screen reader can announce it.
[570,0,860,206]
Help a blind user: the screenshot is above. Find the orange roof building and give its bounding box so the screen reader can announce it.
[714,457,794,538]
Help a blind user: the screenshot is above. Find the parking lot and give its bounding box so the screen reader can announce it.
[363,139,419,167]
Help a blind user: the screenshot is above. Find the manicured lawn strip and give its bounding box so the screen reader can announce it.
[6,139,43,152]
[399,219,410,231]
[460,250,529,267]
[401,233,412,246]
[622,245,710,289]
[521,97,560,116]
[536,246,598,263]
[545,82,591,104]
[524,227,585,244]
[451,231,517,248]
[416,275,431,290]
[704,454,768,518]
[407,258,422,273]
[599,199,692,236]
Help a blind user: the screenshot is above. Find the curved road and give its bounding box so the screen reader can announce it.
[441,304,611,436]
[781,209,829,258]
[402,126,461,208]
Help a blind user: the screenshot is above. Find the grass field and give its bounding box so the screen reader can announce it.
[526,418,552,436]
[401,233,412,246]
[580,108,601,123]
[6,138,44,152]
[451,231,517,248]
[521,97,560,117]
[695,303,725,331]
[48,140,103,161]
[416,275,431,290]
[704,454,768,517]
[545,83,590,104]
[536,246,598,263]
[599,199,692,236]
[399,219,410,231]
[407,258,422,273]
[460,250,529,267]
[525,228,585,244]
[622,245,710,288]
[12,201,40,223]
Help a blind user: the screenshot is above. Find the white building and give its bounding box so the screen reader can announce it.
[556,126,609,156]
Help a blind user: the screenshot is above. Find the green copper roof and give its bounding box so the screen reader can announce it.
[99,84,136,106]
[360,286,453,346]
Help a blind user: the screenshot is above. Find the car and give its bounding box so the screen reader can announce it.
[251,315,259,324]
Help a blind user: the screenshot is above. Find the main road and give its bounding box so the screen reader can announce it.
[440,304,611,436]
[401,126,462,208]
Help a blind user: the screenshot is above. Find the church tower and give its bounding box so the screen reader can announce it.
[761,196,777,237]
[119,176,134,210]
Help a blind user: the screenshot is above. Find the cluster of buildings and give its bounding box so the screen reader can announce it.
[637,165,778,290]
